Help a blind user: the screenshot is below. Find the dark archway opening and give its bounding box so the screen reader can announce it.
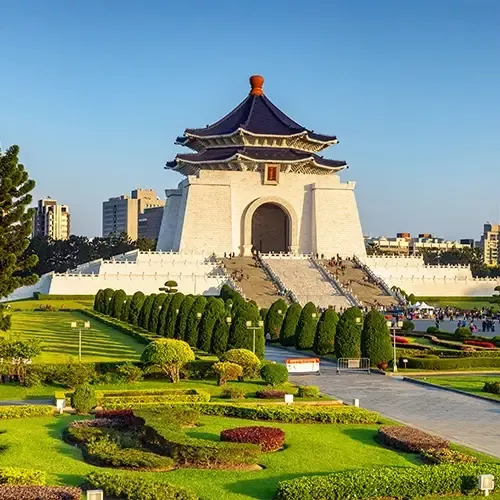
[251,203,289,253]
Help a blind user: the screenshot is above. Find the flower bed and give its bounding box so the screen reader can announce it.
[256,390,287,399]
[392,336,410,344]
[464,340,496,349]
[421,448,477,464]
[378,425,449,452]
[275,464,500,500]
[0,485,81,499]
[220,426,285,452]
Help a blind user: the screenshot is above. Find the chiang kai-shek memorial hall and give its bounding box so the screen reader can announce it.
[157,75,366,258]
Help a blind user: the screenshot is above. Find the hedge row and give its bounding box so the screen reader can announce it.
[276,464,500,500]
[87,471,198,500]
[143,402,379,424]
[377,425,449,452]
[0,485,81,499]
[0,467,45,485]
[98,389,211,409]
[0,406,53,420]
[406,356,500,370]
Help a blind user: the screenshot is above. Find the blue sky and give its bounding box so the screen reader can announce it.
[1,0,499,240]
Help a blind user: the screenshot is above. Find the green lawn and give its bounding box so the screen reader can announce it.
[417,375,500,401]
[7,299,94,310]
[8,310,144,363]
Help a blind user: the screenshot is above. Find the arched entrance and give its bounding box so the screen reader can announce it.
[251,203,289,253]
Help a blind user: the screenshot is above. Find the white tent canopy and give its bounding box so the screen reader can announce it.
[409,301,434,310]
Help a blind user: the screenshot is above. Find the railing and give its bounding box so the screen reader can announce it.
[257,254,298,304]
[336,358,371,374]
[310,257,359,307]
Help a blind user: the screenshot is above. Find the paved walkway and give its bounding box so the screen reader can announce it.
[266,346,500,458]
[413,319,498,337]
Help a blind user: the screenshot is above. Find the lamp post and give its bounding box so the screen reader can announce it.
[70,321,90,361]
[246,320,264,354]
[387,319,403,372]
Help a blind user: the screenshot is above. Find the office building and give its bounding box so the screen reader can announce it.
[366,233,469,255]
[481,223,500,266]
[138,206,164,240]
[32,198,70,240]
[102,189,165,240]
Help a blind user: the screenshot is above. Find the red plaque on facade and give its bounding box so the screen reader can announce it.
[264,164,280,185]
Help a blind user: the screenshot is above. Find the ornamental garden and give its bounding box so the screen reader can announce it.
[0,288,497,499]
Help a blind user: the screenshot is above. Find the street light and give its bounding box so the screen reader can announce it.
[387,319,404,372]
[246,320,264,354]
[70,321,90,361]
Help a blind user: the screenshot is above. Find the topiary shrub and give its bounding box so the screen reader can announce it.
[256,389,287,399]
[117,363,143,384]
[454,327,472,340]
[174,295,195,341]
[102,288,115,315]
[222,349,260,379]
[402,319,415,333]
[421,448,477,464]
[361,310,392,366]
[265,299,287,341]
[109,289,126,319]
[229,302,264,358]
[220,426,285,452]
[127,291,146,326]
[148,293,168,333]
[184,296,207,347]
[260,363,289,386]
[220,387,246,399]
[93,289,104,312]
[378,425,449,452]
[156,294,173,334]
[483,381,500,395]
[211,318,230,356]
[279,303,302,346]
[141,339,195,383]
[297,385,320,398]
[212,362,242,386]
[163,293,185,338]
[295,302,318,350]
[313,309,338,355]
[427,326,440,334]
[334,307,363,359]
[137,294,156,330]
[71,384,97,414]
[198,298,225,352]
[120,298,131,322]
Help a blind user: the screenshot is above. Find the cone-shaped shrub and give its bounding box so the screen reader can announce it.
[127,291,145,326]
[109,289,126,319]
[93,289,104,312]
[265,299,287,341]
[156,294,173,334]
[138,294,156,330]
[313,308,339,355]
[102,288,115,315]
[148,293,168,332]
[174,295,195,340]
[163,292,185,338]
[198,297,225,352]
[185,296,208,347]
[361,309,392,365]
[120,298,131,322]
[229,302,264,358]
[279,303,302,347]
[334,307,363,359]
[211,317,230,356]
[295,302,318,350]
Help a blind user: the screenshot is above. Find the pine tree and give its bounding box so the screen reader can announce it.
[102,288,115,315]
[127,291,145,326]
[174,295,195,340]
[109,289,126,318]
[94,290,104,312]
[163,292,185,338]
[279,303,302,346]
[295,302,318,350]
[265,299,287,341]
[148,293,168,332]
[198,297,225,352]
[0,145,38,300]
[313,308,339,355]
[361,309,393,365]
[211,317,230,356]
[334,307,363,359]
[138,293,156,329]
[185,296,207,347]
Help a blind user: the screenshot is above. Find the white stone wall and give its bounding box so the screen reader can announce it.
[157,170,366,258]
[157,188,183,251]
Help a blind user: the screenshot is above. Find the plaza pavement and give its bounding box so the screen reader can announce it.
[265,345,500,458]
[413,319,498,337]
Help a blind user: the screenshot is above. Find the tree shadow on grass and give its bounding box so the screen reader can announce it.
[44,416,89,462]
[184,430,220,442]
[341,428,380,448]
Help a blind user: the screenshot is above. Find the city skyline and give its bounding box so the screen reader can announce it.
[2,0,499,239]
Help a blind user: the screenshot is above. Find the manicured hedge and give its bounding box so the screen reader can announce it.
[183,359,216,380]
[87,471,198,500]
[220,426,285,452]
[421,448,477,464]
[97,389,211,409]
[151,402,379,424]
[0,485,81,499]
[276,464,500,500]
[0,406,53,419]
[405,356,500,370]
[378,425,448,452]
[0,467,45,485]
[33,293,94,301]
[256,389,287,399]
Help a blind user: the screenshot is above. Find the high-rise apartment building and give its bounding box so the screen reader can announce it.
[102,189,165,240]
[32,198,70,240]
[481,223,500,266]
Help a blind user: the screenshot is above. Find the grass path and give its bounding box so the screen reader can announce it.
[8,310,144,363]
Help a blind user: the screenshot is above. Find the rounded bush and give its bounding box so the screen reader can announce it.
[256,389,287,399]
[71,384,97,414]
[260,363,289,386]
[402,319,415,332]
[378,425,449,452]
[222,349,260,379]
[220,387,246,399]
[213,361,242,386]
[454,326,472,339]
[426,326,439,334]
[220,426,285,452]
[297,385,320,398]
[483,381,500,395]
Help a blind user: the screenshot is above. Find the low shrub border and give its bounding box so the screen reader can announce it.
[405,356,500,370]
[87,471,198,500]
[483,381,500,395]
[378,425,449,452]
[0,406,54,420]
[256,389,287,399]
[0,485,81,499]
[275,464,500,500]
[0,467,46,485]
[220,426,285,452]
[421,448,477,464]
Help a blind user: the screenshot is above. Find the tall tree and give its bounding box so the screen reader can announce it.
[361,309,392,365]
[334,307,363,359]
[138,293,157,329]
[185,296,208,347]
[174,295,195,340]
[198,297,225,352]
[0,145,38,299]
[279,303,302,347]
[295,302,318,350]
[265,299,287,341]
[313,308,339,355]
